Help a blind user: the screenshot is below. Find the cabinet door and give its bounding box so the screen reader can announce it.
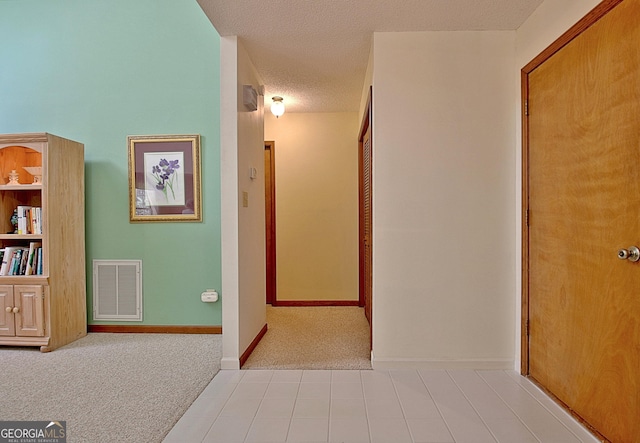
[0,285,15,336]
[14,285,44,337]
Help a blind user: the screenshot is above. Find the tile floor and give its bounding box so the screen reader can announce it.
[163,369,599,443]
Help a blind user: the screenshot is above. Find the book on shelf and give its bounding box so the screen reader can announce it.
[0,246,20,275]
[9,248,23,275]
[10,248,24,275]
[14,205,42,235]
[0,244,43,276]
[36,247,42,275]
[16,205,32,235]
[25,241,42,276]
[31,207,42,235]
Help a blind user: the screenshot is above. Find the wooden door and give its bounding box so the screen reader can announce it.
[359,89,372,329]
[265,141,277,305]
[525,1,640,441]
[0,285,15,336]
[14,285,44,337]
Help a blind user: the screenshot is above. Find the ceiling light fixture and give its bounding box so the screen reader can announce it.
[271,96,285,118]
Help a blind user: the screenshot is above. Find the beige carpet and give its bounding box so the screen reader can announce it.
[242,306,372,370]
[0,333,221,442]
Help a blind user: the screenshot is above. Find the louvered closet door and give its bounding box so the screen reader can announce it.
[363,128,372,325]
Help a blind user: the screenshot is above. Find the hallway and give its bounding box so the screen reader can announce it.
[242,306,371,370]
[164,368,598,443]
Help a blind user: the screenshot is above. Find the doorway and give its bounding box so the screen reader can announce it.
[260,112,371,367]
[264,141,276,305]
[359,87,373,345]
[523,1,639,441]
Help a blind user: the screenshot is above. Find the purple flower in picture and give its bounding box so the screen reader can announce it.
[151,158,180,201]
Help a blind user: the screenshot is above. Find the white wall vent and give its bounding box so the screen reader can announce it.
[93,260,142,321]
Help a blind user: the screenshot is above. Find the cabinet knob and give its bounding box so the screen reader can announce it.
[12,307,19,314]
[5,306,12,313]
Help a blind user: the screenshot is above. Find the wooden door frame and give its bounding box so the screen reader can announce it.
[358,87,372,345]
[521,0,623,375]
[265,141,277,305]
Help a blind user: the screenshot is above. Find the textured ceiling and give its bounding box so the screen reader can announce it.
[197,0,544,113]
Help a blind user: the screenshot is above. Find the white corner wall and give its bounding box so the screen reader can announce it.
[370,30,517,369]
[220,36,266,369]
[264,112,359,301]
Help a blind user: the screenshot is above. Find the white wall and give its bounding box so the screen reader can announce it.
[370,31,517,369]
[220,36,266,369]
[516,0,602,68]
[264,112,359,301]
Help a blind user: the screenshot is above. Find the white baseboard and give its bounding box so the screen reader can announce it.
[371,353,514,370]
[221,357,240,370]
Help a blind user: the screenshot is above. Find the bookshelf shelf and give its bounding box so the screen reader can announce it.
[0,234,44,240]
[0,133,86,352]
[0,184,43,191]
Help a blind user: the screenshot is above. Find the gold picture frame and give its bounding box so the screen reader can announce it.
[128,134,202,222]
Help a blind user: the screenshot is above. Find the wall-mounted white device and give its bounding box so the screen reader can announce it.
[243,85,258,111]
[201,289,219,303]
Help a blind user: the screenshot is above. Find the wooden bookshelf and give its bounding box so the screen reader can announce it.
[0,133,86,352]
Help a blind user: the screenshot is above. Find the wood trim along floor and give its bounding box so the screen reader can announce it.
[88,325,222,334]
[240,323,268,368]
[272,300,360,307]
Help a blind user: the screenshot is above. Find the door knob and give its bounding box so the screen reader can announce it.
[12,307,19,314]
[618,246,640,262]
[5,306,12,313]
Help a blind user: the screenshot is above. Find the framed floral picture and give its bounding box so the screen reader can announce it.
[128,134,202,222]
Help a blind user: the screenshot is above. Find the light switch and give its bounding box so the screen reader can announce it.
[242,191,249,207]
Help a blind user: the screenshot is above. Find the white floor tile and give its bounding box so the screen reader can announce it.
[330,398,367,419]
[297,382,330,400]
[220,397,262,418]
[484,417,538,443]
[365,397,405,419]
[332,369,362,383]
[368,418,412,443]
[292,398,331,418]
[241,370,274,383]
[301,370,332,383]
[202,416,253,443]
[245,418,290,442]
[199,379,238,399]
[395,386,441,419]
[331,381,364,399]
[444,416,499,443]
[231,382,269,399]
[448,370,518,419]
[287,418,329,442]
[182,395,227,420]
[526,417,582,443]
[406,418,454,443]
[256,397,296,419]
[264,382,300,399]
[362,381,398,401]
[212,370,245,384]
[329,417,370,442]
[163,412,216,443]
[271,370,303,383]
[165,368,600,443]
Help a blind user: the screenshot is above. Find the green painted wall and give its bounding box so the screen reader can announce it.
[0,0,222,326]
